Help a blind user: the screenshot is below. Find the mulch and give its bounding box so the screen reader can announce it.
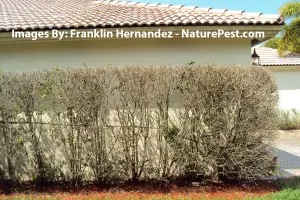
[0,179,283,199]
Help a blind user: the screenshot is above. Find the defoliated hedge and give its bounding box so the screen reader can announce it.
[0,66,278,184]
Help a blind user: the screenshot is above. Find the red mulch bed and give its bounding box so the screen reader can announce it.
[0,179,280,200]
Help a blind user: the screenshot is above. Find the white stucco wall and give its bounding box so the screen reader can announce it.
[270,68,300,110]
[1,38,299,110]
[0,38,251,71]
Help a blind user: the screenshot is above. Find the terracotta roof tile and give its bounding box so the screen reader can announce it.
[253,47,300,66]
[0,0,284,32]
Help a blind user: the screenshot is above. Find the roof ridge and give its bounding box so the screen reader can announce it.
[0,0,284,32]
[95,0,282,18]
[95,0,204,11]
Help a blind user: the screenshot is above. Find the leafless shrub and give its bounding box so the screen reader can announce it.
[151,66,180,179]
[175,66,278,180]
[108,66,158,182]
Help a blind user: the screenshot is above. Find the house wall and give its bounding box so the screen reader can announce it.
[1,38,299,110]
[269,67,300,110]
[0,38,251,71]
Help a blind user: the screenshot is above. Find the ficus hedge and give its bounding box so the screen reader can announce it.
[0,66,278,184]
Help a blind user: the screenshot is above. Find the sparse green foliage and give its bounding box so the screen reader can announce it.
[280,1,300,18]
[265,1,300,55]
[265,37,281,49]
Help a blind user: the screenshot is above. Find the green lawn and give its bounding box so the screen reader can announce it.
[252,188,300,200]
[252,178,300,200]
